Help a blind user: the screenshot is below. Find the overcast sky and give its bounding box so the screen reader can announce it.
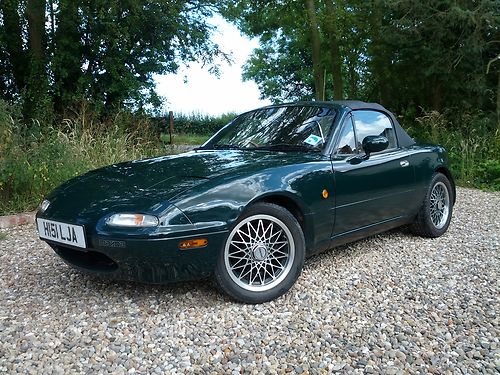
[154,16,271,116]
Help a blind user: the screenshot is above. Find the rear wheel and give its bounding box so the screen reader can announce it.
[214,203,305,303]
[410,173,453,238]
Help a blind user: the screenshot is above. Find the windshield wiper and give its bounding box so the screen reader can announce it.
[250,144,322,153]
[211,144,243,150]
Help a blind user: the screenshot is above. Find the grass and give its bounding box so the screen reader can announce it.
[0,105,169,215]
[0,232,7,241]
[408,111,500,190]
[160,133,211,145]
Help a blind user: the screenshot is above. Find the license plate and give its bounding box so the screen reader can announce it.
[37,218,87,249]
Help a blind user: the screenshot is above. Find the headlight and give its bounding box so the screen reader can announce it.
[38,199,51,213]
[107,213,159,227]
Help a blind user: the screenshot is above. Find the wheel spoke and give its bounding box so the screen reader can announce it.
[237,228,252,242]
[261,221,274,242]
[269,241,287,252]
[246,221,259,242]
[230,255,250,270]
[230,241,249,252]
[256,219,265,241]
[263,262,275,280]
[267,229,283,244]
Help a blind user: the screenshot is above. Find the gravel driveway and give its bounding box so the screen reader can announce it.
[0,187,498,374]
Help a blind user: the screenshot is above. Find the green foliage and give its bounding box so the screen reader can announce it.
[0,0,226,118]
[224,0,499,116]
[0,100,168,214]
[160,133,211,145]
[408,110,500,190]
[171,112,234,135]
[221,1,317,101]
[370,0,499,113]
[153,112,234,136]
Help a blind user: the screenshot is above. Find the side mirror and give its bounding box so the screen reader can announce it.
[362,135,389,159]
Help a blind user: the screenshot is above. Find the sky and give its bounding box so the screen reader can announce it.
[154,16,271,116]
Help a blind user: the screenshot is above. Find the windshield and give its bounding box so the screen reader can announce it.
[203,105,336,152]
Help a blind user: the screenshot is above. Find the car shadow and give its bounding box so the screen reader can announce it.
[36,226,418,306]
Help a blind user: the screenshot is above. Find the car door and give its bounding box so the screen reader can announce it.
[331,110,416,236]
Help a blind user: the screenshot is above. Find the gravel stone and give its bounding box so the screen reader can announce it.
[0,187,498,373]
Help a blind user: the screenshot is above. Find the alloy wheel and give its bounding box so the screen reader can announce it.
[224,214,295,292]
[429,181,450,229]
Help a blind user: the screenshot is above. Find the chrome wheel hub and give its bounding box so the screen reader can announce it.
[252,244,268,261]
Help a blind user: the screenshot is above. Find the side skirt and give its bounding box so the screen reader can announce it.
[307,215,414,257]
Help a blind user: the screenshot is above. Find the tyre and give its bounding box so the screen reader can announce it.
[410,173,454,238]
[214,202,305,303]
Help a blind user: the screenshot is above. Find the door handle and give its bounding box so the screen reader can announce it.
[400,160,410,167]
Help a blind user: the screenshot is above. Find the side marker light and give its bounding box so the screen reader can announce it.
[179,238,208,250]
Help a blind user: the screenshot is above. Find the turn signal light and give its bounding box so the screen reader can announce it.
[178,238,208,250]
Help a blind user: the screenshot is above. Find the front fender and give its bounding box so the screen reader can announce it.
[172,161,335,254]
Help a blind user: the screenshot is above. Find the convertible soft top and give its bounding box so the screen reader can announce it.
[307,100,416,148]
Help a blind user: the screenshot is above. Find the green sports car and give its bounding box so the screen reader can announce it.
[36,101,455,303]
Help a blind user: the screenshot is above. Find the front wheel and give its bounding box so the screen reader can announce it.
[410,173,454,238]
[214,203,305,303]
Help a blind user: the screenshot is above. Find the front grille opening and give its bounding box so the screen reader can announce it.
[54,246,118,272]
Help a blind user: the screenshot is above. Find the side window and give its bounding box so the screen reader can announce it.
[336,116,357,155]
[352,110,397,153]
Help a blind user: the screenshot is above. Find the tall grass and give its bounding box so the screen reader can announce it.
[408,110,500,190]
[0,102,167,215]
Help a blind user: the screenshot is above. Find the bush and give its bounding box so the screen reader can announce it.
[408,110,500,190]
[154,112,236,135]
[0,101,167,215]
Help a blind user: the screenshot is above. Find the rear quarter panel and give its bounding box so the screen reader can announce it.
[409,144,455,207]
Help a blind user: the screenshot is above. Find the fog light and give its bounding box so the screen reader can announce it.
[39,199,51,213]
[178,238,208,250]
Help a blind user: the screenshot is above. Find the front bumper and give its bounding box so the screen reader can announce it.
[46,229,228,283]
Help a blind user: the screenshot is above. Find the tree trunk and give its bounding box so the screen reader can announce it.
[497,69,500,125]
[25,0,50,120]
[431,80,443,112]
[0,0,27,91]
[325,0,343,100]
[369,1,390,105]
[26,0,45,62]
[304,0,325,101]
[347,53,358,98]
[53,0,83,114]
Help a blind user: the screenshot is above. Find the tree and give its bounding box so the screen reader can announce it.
[0,0,27,100]
[323,0,343,100]
[0,0,226,119]
[25,0,50,120]
[221,0,350,102]
[367,0,499,112]
[305,0,324,100]
[224,0,499,116]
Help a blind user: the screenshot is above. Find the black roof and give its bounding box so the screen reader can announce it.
[299,100,415,147]
[330,100,388,111]
[296,99,391,112]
